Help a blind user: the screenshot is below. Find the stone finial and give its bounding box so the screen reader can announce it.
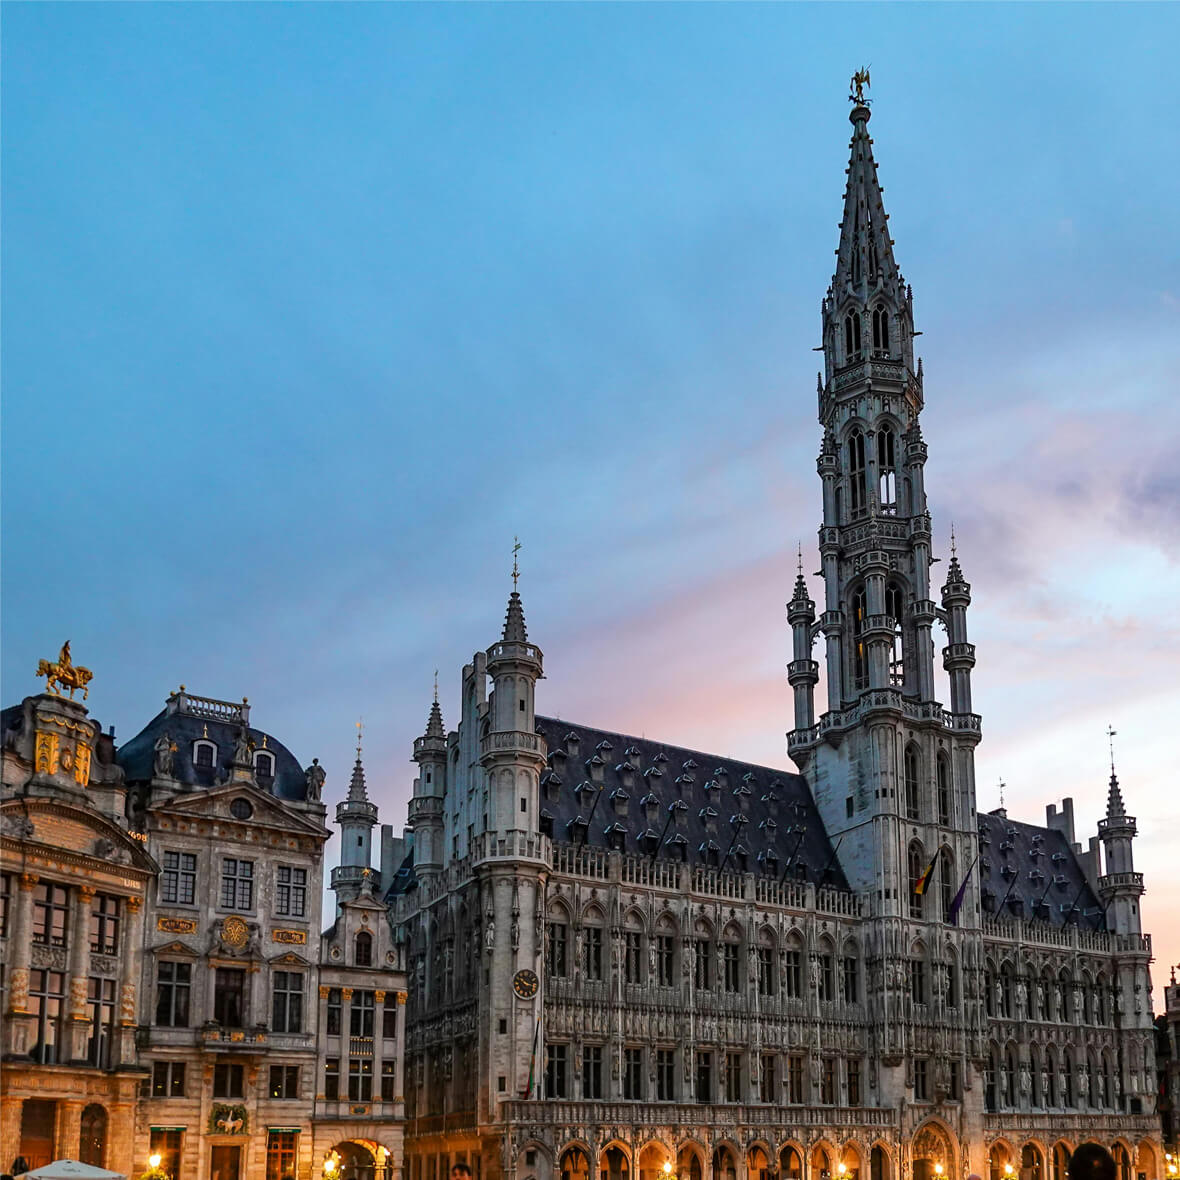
[502,591,529,644]
[425,697,446,741]
[348,749,369,803]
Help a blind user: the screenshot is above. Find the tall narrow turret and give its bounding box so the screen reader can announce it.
[331,729,379,903]
[409,691,447,881]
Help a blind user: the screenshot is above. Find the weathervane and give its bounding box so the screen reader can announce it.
[512,536,522,591]
[850,67,871,106]
[356,718,364,759]
[998,777,1006,809]
[797,542,804,577]
[1107,724,1118,776]
[950,522,957,559]
[433,669,439,704]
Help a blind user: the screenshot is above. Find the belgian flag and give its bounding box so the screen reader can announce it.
[914,854,938,895]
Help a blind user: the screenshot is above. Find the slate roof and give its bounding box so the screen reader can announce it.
[977,810,1105,929]
[117,707,309,801]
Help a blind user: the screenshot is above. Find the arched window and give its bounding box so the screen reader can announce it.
[908,842,925,920]
[904,744,921,820]
[355,930,373,967]
[943,955,959,1009]
[936,754,952,826]
[885,583,905,688]
[877,427,897,513]
[908,943,927,1005]
[872,305,889,352]
[193,740,216,769]
[1004,1046,1017,1105]
[851,588,868,692]
[848,429,867,517]
[939,847,955,923]
[254,751,274,779]
[845,315,854,357]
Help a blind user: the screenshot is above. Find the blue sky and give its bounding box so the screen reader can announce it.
[4,4,1178,968]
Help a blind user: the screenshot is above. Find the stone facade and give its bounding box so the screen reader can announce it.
[2,684,407,1180]
[388,98,1163,1180]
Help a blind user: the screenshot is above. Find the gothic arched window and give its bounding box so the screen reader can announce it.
[937,754,952,826]
[355,930,373,967]
[904,744,921,821]
[872,305,890,351]
[907,842,925,920]
[851,588,868,692]
[844,313,862,361]
[939,847,955,923]
[848,429,867,518]
[877,427,897,513]
[885,583,905,688]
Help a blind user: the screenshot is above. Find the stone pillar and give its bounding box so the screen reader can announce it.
[67,884,97,1061]
[8,873,38,1012]
[1,1094,23,1166]
[396,990,408,1102]
[108,1100,137,1176]
[117,896,145,1064]
[57,1099,84,1162]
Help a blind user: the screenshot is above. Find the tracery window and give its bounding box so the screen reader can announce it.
[877,428,897,513]
[904,744,921,820]
[848,430,867,518]
[937,754,952,826]
[885,583,905,687]
[872,305,889,352]
[908,841,925,920]
[851,588,868,692]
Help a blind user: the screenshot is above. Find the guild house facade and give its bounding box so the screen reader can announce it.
[389,84,1162,1180]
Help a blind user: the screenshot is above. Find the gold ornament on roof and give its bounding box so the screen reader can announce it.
[850,67,871,106]
[36,641,94,700]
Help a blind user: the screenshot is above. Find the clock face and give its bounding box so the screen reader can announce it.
[512,969,539,999]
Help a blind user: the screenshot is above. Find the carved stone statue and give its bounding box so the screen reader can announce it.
[233,727,252,765]
[154,733,176,778]
[1019,1064,1031,1094]
[484,919,496,954]
[305,759,325,800]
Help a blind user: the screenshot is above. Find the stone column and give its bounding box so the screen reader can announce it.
[117,896,145,1064]
[8,873,38,1012]
[67,884,97,1061]
[0,1094,23,1166]
[57,1099,84,1163]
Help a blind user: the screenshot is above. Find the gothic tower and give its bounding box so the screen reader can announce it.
[408,695,447,882]
[330,736,379,904]
[787,93,986,1094]
[476,584,548,1141]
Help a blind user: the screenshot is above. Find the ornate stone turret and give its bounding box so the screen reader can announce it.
[786,553,819,750]
[1097,748,1143,936]
[408,692,447,882]
[941,535,977,715]
[331,728,379,902]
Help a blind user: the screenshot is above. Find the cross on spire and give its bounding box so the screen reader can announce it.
[998,777,1006,809]
[512,536,521,590]
[1107,724,1118,776]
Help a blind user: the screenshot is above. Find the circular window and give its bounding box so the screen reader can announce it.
[230,798,253,820]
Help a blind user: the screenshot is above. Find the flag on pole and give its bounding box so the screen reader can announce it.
[914,853,938,895]
[947,854,979,926]
[525,1014,541,1098]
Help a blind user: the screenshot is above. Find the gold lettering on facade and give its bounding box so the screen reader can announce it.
[157,916,197,934]
[272,929,308,945]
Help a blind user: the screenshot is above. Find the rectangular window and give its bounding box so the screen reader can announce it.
[220,859,254,910]
[624,932,642,984]
[269,1065,300,1099]
[656,1049,675,1101]
[325,1058,340,1100]
[327,988,342,1035]
[381,1061,397,1102]
[29,970,66,1063]
[266,1132,298,1180]
[214,968,247,1027]
[155,961,192,1028]
[545,1043,568,1098]
[161,851,197,906]
[841,956,859,1004]
[0,872,10,937]
[150,1129,183,1180]
[656,935,675,987]
[725,1052,743,1102]
[848,1058,862,1106]
[694,939,711,991]
[87,977,117,1068]
[785,949,802,998]
[383,999,398,1040]
[787,1055,805,1104]
[723,944,740,993]
[350,990,375,1037]
[90,894,121,955]
[152,1060,187,1097]
[272,971,304,1034]
[275,866,307,918]
[582,1044,603,1098]
[623,1048,643,1100]
[820,1058,836,1105]
[757,946,774,996]
[695,1050,712,1103]
[32,882,69,947]
[914,1058,929,1101]
[213,1063,244,1098]
[348,1059,373,1101]
[547,922,567,978]
[760,1055,777,1103]
[583,928,603,981]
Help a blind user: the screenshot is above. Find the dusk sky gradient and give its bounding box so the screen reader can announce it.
[4,5,1179,974]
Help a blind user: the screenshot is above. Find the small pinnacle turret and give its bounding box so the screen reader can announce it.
[1106,771,1126,821]
[332,724,379,902]
[502,591,529,644]
[347,750,369,803]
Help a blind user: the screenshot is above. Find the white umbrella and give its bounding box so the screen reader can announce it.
[20,1162,126,1180]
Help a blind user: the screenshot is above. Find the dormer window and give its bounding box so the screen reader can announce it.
[194,740,217,769]
[254,751,274,779]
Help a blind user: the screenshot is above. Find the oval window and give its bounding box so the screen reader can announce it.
[230,798,253,820]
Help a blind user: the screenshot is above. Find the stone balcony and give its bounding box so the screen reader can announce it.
[480,729,547,761]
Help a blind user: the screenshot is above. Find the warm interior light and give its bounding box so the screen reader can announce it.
[664,1165,673,1176]
[324,1162,338,1176]
[934,1167,943,1177]
[1004,1166,1014,1177]
[149,1156,163,1170]
[838,1165,847,1176]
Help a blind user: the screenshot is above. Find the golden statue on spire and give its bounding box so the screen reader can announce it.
[850,67,871,106]
[37,640,94,700]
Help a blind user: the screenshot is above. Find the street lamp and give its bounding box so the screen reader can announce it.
[934,1166,943,1177]
[664,1164,673,1177]
[324,1160,338,1178]
[149,1156,163,1170]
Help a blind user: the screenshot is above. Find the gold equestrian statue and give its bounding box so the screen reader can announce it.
[850,67,871,106]
[37,641,94,701]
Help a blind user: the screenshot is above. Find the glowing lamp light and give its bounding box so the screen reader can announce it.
[934,1167,943,1177]
[664,1165,673,1176]
[149,1156,163,1170]
[324,1161,338,1176]
[1005,1166,1014,1177]
[838,1165,848,1176]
